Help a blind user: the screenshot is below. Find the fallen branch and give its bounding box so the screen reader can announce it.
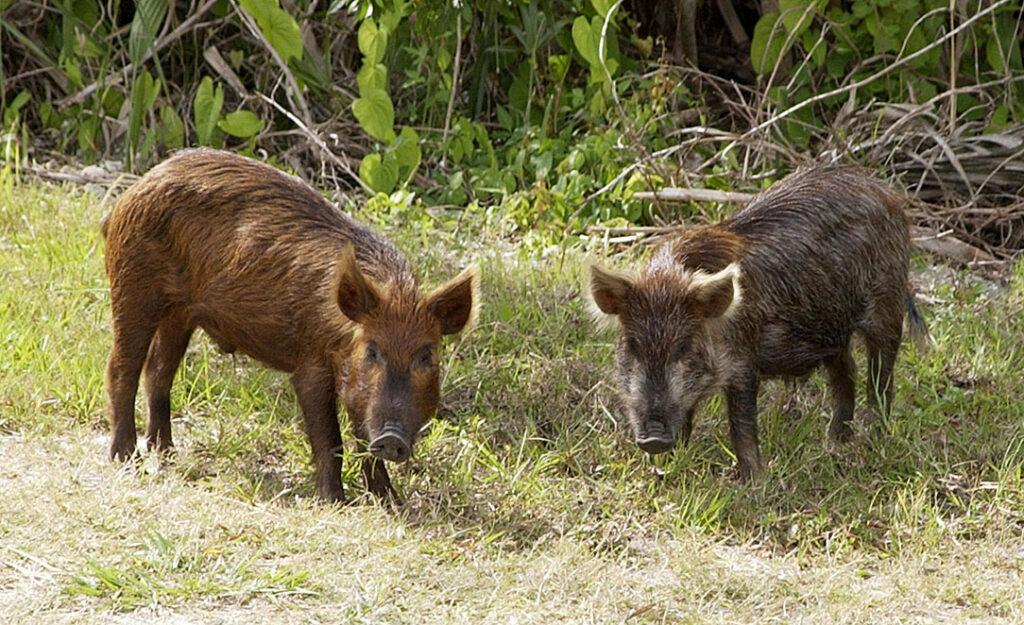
[910,226,997,265]
[633,188,754,203]
[17,162,139,188]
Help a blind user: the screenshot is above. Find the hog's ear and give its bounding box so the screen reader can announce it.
[689,262,742,319]
[588,264,632,317]
[426,265,480,335]
[334,245,381,323]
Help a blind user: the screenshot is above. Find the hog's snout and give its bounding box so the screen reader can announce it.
[635,418,676,455]
[369,422,412,463]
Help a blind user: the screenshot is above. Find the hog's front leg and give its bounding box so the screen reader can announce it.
[291,363,346,503]
[725,372,762,481]
[357,440,399,502]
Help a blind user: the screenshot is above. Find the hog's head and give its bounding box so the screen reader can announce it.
[588,262,741,454]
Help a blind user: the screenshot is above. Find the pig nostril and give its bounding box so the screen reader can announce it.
[636,418,674,455]
[369,430,411,463]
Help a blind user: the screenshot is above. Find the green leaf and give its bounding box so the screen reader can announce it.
[128,0,167,66]
[239,0,303,62]
[379,4,406,32]
[3,90,30,127]
[159,106,184,149]
[218,110,264,138]
[392,126,421,183]
[358,152,398,193]
[356,63,387,95]
[572,16,598,66]
[590,0,615,18]
[193,76,225,146]
[357,19,388,65]
[750,13,785,75]
[351,88,395,143]
[128,71,160,166]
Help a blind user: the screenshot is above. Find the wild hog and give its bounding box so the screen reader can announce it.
[588,165,929,479]
[102,148,480,501]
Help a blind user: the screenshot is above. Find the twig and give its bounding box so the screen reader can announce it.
[441,10,464,145]
[231,0,312,127]
[256,93,372,194]
[56,0,220,107]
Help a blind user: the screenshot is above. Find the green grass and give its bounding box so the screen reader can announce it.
[1,179,1024,623]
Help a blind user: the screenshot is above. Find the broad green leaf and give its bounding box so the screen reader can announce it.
[193,76,224,146]
[379,4,406,32]
[750,13,785,75]
[572,17,598,66]
[591,0,615,18]
[357,63,387,95]
[359,152,398,193]
[352,88,395,143]
[128,0,167,66]
[239,0,303,62]
[392,126,421,182]
[357,19,388,65]
[159,105,184,149]
[218,110,264,138]
[260,5,303,62]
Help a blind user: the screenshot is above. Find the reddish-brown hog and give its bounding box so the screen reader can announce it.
[588,165,929,480]
[103,149,480,501]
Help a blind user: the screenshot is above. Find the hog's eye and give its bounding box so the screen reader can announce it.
[413,345,435,369]
[365,342,383,364]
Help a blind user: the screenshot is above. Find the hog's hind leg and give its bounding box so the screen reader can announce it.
[863,308,903,418]
[143,310,195,452]
[107,307,160,461]
[864,334,900,418]
[825,344,856,442]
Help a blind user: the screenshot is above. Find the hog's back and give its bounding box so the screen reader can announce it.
[104,149,407,370]
[726,166,910,375]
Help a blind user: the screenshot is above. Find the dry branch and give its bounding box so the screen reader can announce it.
[633,188,754,203]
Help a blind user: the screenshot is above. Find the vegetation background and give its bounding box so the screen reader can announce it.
[2,0,1024,622]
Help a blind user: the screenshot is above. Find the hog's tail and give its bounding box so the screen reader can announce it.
[100,212,110,239]
[906,293,933,352]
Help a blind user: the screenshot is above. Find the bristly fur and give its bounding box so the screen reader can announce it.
[101,148,480,502]
[587,163,923,481]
